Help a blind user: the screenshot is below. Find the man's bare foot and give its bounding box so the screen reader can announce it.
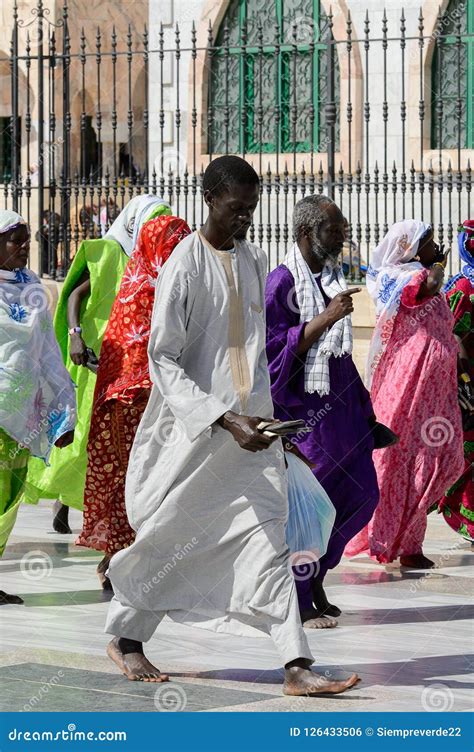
[303,615,337,629]
[107,637,169,682]
[312,579,341,617]
[400,554,435,569]
[0,590,24,605]
[53,502,72,534]
[301,608,337,629]
[283,665,359,696]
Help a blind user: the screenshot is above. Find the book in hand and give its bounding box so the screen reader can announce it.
[257,419,312,437]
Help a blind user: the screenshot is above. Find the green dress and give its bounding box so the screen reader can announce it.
[22,238,130,510]
[0,429,29,556]
[23,200,172,510]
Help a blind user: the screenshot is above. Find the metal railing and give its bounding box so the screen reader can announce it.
[2,0,473,279]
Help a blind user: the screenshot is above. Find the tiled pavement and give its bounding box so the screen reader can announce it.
[0,502,472,713]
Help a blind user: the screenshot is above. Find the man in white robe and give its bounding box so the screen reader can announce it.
[105,156,359,696]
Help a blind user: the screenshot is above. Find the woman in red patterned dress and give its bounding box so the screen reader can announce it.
[76,215,190,586]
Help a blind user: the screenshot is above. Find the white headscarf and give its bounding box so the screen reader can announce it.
[284,242,352,396]
[0,210,27,235]
[104,195,170,256]
[0,210,76,460]
[365,219,431,387]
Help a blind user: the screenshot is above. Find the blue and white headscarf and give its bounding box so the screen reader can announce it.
[365,219,431,388]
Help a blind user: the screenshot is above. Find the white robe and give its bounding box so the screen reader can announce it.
[0,268,76,460]
[107,231,312,660]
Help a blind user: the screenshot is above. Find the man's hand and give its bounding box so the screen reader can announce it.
[55,430,74,448]
[325,288,361,326]
[69,333,88,366]
[217,411,279,452]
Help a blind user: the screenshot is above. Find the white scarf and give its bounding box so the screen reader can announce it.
[365,219,431,388]
[284,242,352,396]
[104,195,170,256]
[0,210,27,234]
[0,268,76,461]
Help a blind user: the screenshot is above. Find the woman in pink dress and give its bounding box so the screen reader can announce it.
[346,220,464,568]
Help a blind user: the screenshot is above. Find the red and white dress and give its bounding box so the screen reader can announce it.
[76,215,190,555]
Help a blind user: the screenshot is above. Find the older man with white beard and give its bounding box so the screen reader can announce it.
[265,195,380,629]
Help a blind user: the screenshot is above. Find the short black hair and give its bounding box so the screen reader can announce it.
[202,156,259,197]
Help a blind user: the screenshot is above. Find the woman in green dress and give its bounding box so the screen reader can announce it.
[0,210,76,603]
[22,195,171,532]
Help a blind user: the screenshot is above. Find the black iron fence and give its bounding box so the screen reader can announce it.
[2,0,473,279]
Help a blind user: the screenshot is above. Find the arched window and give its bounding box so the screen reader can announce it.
[431,0,473,149]
[208,0,340,155]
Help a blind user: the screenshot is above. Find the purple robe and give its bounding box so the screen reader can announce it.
[265,264,379,613]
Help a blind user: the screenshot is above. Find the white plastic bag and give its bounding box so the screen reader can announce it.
[285,451,336,565]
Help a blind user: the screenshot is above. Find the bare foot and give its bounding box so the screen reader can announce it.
[0,590,24,605]
[303,616,337,629]
[107,638,169,682]
[400,554,435,569]
[312,579,342,617]
[284,667,360,696]
[53,502,72,534]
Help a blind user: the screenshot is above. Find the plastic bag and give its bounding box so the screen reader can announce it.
[285,452,336,565]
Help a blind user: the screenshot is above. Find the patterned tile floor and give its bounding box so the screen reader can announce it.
[0,503,472,712]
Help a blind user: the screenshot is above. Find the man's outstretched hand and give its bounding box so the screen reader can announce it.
[217,411,279,452]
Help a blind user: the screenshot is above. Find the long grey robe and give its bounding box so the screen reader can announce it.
[107,231,309,649]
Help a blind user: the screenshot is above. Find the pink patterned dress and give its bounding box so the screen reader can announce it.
[346,270,464,563]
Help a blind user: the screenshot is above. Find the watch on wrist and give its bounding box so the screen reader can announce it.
[68,326,82,336]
